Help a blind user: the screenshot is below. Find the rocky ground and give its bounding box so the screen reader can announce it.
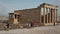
[0,25,60,34]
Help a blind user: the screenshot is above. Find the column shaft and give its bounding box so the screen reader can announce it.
[53,9,55,23]
[46,8,48,23]
[43,7,45,24]
[40,8,41,23]
[49,8,51,23]
[51,9,53,23]
[54,9,57,23]
[54,9,55,23]
[56,9,57,23]
[52,9,54,23]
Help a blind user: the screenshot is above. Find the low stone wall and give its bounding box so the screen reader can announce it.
[0,22,57,30]
[8,23,32,29]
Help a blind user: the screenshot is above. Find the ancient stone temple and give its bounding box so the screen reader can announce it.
[9,3,58,27]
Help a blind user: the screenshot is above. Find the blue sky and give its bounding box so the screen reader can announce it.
[0,0,60,16]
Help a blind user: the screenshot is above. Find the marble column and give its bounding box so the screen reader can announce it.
[49,8,51,23]
[46,8,48,23]
[51,9,54,23]
[55,9,57,23]
[40,8,41,23]
[54,9,55,23]
[43,7,46,24]
[53,9,55,23]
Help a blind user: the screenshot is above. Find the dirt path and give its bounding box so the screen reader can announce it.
[0,25,60,34]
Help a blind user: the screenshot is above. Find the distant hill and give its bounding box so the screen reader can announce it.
[0,16,8,20]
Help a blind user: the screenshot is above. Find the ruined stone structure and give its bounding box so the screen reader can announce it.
[9,3,58,27]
